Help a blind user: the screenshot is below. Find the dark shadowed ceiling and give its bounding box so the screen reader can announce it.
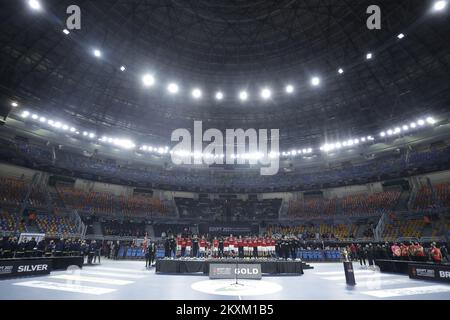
[0,0,449,149]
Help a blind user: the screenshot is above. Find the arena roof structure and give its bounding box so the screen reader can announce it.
[1,0,450,153]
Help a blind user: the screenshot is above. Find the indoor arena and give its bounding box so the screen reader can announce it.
[0,0,449,309]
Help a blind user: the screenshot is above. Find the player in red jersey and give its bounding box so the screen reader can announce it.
[257,237,263,258]
[244,237,251,258]
[212,237,219,258]
[186,237,192,257]
[176,235,182,257]
[228,235,235,257]
[237,235,244,258]
[252,237,258,258]
[199,236,207,258]
[270,238,276,258]
[261,238,268,258]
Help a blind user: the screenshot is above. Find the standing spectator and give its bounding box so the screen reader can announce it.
[430,243,442,263]
[357,244,366,267]
[93,240,101,264]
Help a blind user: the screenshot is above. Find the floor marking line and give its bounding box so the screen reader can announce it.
[361,285,450,298]
[49,274,134,285]
[322,273,396,281]
[335,278,412,286]
[315,270,375,275]
[79,271,146,279]
[12,281,116,295]
[90,267,147,274]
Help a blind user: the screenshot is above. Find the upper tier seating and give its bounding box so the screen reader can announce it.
[288,191,401,218]
[56,186,168,217]
[0,177,46,208]
[1,139,449,193]
[413,183,450,210]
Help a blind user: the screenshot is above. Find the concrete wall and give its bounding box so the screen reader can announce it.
[74,179,133,196]
[1,163,449,201]
[0,163,40,181]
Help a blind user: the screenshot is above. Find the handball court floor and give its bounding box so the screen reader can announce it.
[0,259,449,300]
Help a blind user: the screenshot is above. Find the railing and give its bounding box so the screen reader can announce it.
[70,209,85,237]
[382,236,446,243]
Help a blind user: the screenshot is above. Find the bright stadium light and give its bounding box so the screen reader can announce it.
[387,129,393,136]
[83,131,88,136]
[28,0,42,11]
[54,121,62,129]
[31,114,38,120]
[39,117,46,123]
[192,88,202,99]
[167,83,179,94]
[410,122,417,128]
[120,66,126,72]
[402,125,409,131]
[62,124,69,131]
[380,131,386,137]
[366,53,373,60]
[433,0,448,11]
[397,33,405,39]
[285,84,294,94]
[63,29,70,35]
[70,127,76,132]
[48,120,54,125]
[215,91,224,100]
[417,119,425,126]
[142,74,155,87]
[394,127,401,134]
[426,117,436,124]
[311,77,320,86]
[11,102,18,107]
[93,49,102,58]
[260,88,272,100]
[239,91,248,101]
[338,68,344,74]
[89,133,95,139]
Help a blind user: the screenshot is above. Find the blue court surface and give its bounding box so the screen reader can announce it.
[0,259,449,300]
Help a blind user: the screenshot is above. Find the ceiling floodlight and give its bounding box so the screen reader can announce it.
[261,88,272,100]
[239,91,248,101]
[167,83,179,94]
[93,49,102,58]
[192,88,202,99]
[142,74,155,87]
[433,0,448,11]
[28,0,41,11]
[285,85,294,94]
[311,77,320,86]
[215,91,224,100]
